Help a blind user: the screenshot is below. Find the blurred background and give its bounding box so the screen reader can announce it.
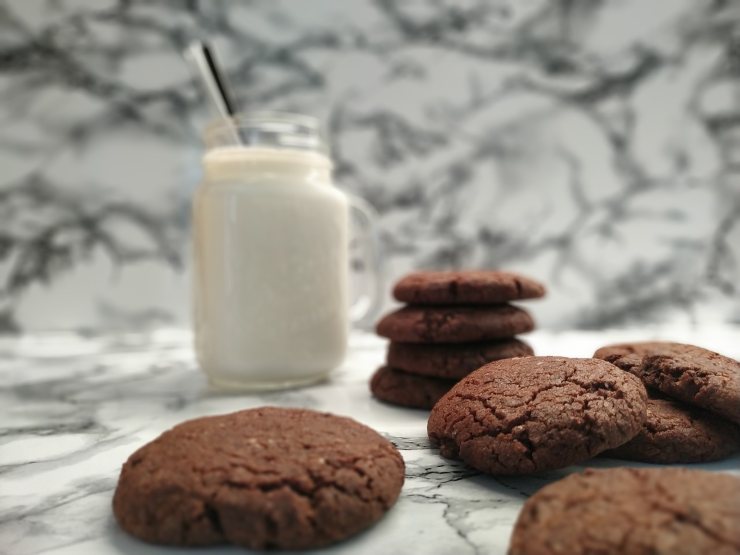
[0,0,738,333]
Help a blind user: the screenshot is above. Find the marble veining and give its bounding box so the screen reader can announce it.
[0,0,739,332]
[1,328,739,555]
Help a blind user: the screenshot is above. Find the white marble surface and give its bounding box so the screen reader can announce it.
[1,327,739,555]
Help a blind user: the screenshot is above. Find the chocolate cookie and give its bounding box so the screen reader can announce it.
[594,341,740,424]
[113,407,405,550]
[509,467,740,555]
[387,339,534,379]
[427,356,647,475]
[393,270,546,305]
[376,305,535,344]
[602,397,740,464]
[370,366,455,409]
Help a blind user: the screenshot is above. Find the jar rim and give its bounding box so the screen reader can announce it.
[204,111,319,134]
[203,111,328,154]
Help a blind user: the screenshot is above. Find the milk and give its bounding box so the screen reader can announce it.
[193,146,349,389]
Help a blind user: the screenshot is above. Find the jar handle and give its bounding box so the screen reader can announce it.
[347,194,384,327]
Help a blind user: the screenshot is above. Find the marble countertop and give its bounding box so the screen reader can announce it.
[2,326,739,555]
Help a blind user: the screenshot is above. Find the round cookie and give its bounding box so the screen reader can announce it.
[602,397,740,464]
[387,339,534,379]
[509,467,740,555]
[594,341,740,424]
[393,270,546,305]
[427,356,647,475]
[376,305,535,344]
[370,366,455,409]
[113,407,405,550]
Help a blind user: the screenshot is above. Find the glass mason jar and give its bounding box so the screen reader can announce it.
[193,112,381,390]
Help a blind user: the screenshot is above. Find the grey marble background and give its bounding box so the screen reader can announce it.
[0,0,738,333]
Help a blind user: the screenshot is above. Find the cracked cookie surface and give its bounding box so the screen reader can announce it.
[509,467,740,555]
[603,397,740,463]
[376,305,534,343]
[393,270,546,305]
[387,339,534,378]
[594,341,740,424]
[427,356,647,475]
[113,407,405,550]
[370,365,456,409]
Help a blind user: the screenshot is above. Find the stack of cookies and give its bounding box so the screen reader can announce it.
[370,270,546,409]
[426,344,740,478]
[593,341,740,464]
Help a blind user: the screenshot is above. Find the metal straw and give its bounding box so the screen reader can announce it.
[184,41,242,144]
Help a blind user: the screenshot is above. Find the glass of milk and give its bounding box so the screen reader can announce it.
[193,112,382,390]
